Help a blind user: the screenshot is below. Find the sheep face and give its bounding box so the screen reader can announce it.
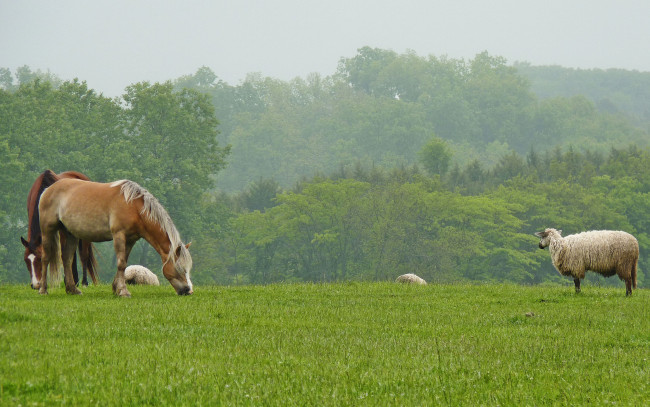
[535,228,562,249]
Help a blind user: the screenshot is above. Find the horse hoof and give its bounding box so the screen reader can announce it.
[66,287,83,295]
[117,289,131,298]
[39,289,48,295]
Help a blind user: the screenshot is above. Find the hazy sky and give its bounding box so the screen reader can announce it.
[2,0,649,97]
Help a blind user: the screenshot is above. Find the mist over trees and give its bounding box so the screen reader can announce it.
[172,48,647,192]
[1,48,649,288]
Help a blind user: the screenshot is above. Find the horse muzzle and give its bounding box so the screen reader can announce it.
[177,285,193,296]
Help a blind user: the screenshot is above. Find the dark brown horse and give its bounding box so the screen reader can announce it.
[20,170,98,289]
[38,178,193,297]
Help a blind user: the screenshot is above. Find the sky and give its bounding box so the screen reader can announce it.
[2,0,649,98]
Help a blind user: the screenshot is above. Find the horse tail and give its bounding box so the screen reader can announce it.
[82,240,99,285]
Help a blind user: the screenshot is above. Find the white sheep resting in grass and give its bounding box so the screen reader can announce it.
[124,265,160,286]
[395,273,427,285]
[535,228,638,296]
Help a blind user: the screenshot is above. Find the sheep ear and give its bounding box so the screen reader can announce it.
[557,230,562,236]
[534,231,544,237]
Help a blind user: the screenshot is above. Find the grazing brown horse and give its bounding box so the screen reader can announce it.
[20,170,98,289]
[38,178,193,297]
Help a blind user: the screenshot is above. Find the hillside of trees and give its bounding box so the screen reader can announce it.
[1,48,649,289]
[515,62,650,127]
[173,48,648,191]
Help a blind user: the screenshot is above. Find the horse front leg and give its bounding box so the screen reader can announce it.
[39,251,49,295]
[39,232,56,295]
[112,235,134,298]
[62,232,82,295]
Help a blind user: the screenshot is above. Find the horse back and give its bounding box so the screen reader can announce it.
[39,179,141,241]
[58,171,91,182]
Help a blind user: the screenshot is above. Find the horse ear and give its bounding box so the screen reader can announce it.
[20,236,29,248]
[175,245,182,258]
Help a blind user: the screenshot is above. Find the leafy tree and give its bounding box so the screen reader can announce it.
[337,46,398,95]
[0,137,25,281]
[418,136,452,176]
[0,68,13,90]
[238,178,281,212]
[120,81,230,238]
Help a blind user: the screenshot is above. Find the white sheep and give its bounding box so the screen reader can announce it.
[395,273,427,285]
[535,228,638,296]
[124,265,160,286]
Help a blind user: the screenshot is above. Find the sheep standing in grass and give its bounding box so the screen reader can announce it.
[535,228,638,296]
[396,273,427,285]
[124,265,160,286]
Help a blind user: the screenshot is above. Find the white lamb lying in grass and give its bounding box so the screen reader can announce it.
[395,273,427,285]
[124,265,160,286]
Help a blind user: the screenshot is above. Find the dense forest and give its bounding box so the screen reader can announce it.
[1,48,649,288]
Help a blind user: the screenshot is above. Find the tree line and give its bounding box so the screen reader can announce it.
[205,144,649,287]
[1,48,649,288]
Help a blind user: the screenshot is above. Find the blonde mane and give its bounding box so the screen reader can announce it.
[118,181,192,274]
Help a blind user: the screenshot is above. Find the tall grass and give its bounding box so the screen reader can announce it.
[1,282,648,405]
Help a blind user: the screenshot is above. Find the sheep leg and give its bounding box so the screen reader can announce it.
[625,279,632,296]
[573,278,581,294]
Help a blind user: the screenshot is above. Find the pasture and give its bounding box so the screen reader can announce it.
[1,282,648,405]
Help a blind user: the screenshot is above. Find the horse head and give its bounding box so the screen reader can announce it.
[162,243,193,295]
[21,236,42,289]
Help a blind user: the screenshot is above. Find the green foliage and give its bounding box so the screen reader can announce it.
[417,136,452,176]
[1,283,648,405]
[120,82,230,236]
[516,62,650,124]
[172,50,648,192]
[200,144,650,288]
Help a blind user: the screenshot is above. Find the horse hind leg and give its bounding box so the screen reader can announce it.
[61,231,82,295]
[77,240,88,286]
[71,246,80,286]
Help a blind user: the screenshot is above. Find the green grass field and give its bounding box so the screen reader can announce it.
[1,282,648,406]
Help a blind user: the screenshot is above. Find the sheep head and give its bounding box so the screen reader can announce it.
[535,228,562,249]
